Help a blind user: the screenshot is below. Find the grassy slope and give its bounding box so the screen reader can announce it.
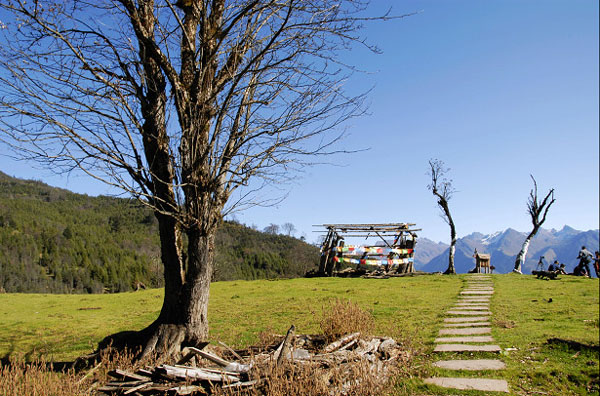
[0,274,598,395]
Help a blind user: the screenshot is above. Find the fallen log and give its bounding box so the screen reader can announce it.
[123,382,153,395]
[324,332,361,353]
[222,379,260,389]
[156,364,240,383]
[108,369,151,382]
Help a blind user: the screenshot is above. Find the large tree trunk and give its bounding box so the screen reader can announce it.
[99,221,215,360]
[139,227,214,358]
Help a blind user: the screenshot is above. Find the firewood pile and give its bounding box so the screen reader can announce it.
[332,267,429,279]
[96,327,408,395]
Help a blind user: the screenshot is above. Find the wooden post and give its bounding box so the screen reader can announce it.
[318,229,334,274]
[276,325,296,365]
[324,235,340,276]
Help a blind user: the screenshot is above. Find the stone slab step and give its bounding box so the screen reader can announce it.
[454,303,489,307]
[443,321,491,327]
[433,359,506,371]
[439,327,491,335]
[447,310,492,315]
[457,298,491,301]
[461,290,494,295]
[458,298,491,302]
[444,316,490,323]
[424,377,509,392]
[434,344,501,352]
[451,306,489,310]
[435,336,494,343]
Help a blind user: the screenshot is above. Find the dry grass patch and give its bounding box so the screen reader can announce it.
[213,360,391,396]
[0,357,90,396]
[320,298,375,343]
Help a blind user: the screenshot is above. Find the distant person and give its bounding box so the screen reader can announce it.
[594,251,600,278]
[572,263,589,277]
[558,263,567,275]
[547,260,559,272]
[577,246,593,276]
[536,256,546,272]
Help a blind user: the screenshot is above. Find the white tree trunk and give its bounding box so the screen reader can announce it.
[514,238,531,274]
[445,241,456,274]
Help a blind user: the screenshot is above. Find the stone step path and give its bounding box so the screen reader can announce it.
[444,321,491,327]
[433,343,502,352]
[439,327,491,335]
[424,274,509,393]
[434,335,495,343]
[445,316,490,322]
[433,359,506,370]
[446,310,492,315]
[451,306,490,310]
[424,378,510,393]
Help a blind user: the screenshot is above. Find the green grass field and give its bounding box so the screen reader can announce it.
[1,274,598,395]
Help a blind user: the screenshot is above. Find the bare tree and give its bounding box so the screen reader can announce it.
[513,176,555,274]
[428,159,457,274]
[0,1,409,358]
[282,222,296,236]
[263,223,279,235]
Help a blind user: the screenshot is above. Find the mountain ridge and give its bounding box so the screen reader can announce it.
[0,171,319,293]
[415,226,599,275]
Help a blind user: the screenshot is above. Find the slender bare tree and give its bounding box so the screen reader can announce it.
[282,222,295,236]
[263,223,279,235]
[0,1,409,358]
[513,176,555,274]
[428,159,457,274]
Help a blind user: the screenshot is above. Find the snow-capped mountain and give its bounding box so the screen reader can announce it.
[414,226,599,275]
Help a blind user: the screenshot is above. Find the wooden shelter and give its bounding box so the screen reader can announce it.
[315,223,420,276]
[473,249,491,274]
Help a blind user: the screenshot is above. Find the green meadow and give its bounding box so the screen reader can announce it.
[1,274,598,395]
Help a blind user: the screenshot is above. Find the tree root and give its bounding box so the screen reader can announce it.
[74,323,207,370]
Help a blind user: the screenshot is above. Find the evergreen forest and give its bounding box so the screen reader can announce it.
[0,171,318,293]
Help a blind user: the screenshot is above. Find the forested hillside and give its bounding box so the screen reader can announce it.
[0,172,318,293]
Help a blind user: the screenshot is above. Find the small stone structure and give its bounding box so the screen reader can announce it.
[473,249,491,274]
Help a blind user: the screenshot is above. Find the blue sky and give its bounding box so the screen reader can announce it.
[2,1,598,243]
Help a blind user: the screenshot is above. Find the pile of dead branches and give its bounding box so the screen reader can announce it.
[96,327,409,395]
[332,267,430,279]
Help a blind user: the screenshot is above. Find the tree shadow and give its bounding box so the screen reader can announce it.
[546,338,600,353]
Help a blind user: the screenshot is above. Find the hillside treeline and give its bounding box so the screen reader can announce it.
[0,172,319,293]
